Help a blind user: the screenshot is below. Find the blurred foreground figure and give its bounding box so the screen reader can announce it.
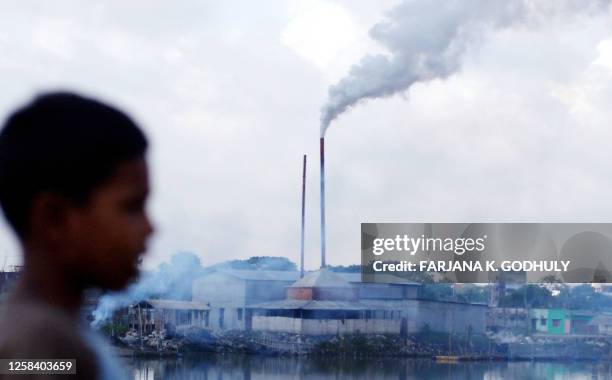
[0,92,154,379]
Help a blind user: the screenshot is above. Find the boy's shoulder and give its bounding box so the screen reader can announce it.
[0,300,97,379]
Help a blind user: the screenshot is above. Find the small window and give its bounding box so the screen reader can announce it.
[237,308,243,321]
[204,311,209,327]
[219,308,225,328]
[552,319,561,327]
[540,318,546,326]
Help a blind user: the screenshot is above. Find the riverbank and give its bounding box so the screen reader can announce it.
[111,328,612,361]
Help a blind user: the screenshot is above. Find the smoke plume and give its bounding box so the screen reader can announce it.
[320,0,611,136]
[91,252,204,326]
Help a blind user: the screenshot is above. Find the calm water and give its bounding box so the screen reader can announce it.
[123,354,612,380]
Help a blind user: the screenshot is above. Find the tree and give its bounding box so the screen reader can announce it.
[498,285,555,308]
[225,256,297,271]
[420,283,454,301]
[327,264,362,273]
[456,284,489,304]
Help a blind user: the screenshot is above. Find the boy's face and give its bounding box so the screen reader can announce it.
[65,157,153,290]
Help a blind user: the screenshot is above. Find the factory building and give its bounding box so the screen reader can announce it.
[250,269,401,335]
[192,270,299,330]
[192,268,487,335]
[192,269,420,331]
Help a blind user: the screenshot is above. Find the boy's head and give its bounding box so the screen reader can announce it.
[0,92,153,290]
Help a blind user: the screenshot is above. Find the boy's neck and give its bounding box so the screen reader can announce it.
[14,248,84,317]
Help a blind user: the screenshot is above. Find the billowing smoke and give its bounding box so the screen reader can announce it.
[91,252,204,326]
[320,0,611,136]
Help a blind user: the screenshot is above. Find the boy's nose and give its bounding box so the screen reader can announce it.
[144,215,155,237]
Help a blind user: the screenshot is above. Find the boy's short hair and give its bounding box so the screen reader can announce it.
[0,92,148,238]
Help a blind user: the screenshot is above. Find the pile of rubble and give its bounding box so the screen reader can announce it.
[119,329,184,354]
[116,328,501,357]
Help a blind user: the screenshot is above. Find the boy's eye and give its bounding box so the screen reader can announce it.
[121,196,146,213]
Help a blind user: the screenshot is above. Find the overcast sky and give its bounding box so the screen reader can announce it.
[2,0,612,271]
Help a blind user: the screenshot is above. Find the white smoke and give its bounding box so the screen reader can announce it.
[91,252,204,327]
[320,0,611,136]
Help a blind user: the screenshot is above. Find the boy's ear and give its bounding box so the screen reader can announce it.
[29,192,75,244]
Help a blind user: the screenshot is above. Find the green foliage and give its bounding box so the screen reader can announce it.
[563,284,612,311]
[499,284,555,308]
[326,264,362,273]
[455,284,489,304]
[420,283,453,301]
[226,256,297,271]
[418,283,490,304]
[498,283,612,311]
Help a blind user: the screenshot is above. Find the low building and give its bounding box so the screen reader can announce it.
[570,310,596,334]
[250,269,401,335]
[588,314,612,335]
[529,309,595,335]
[192,270,299,330]
[192,268,489,335]
[362,298,488,334]
[192,269,420,331]
[126,299,210,335]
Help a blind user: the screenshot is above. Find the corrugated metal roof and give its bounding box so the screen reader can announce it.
[249,299,395,311]
[146,299,209,310]
[217,269,300,281]
[289,269,352,288]
[343,273,419,285]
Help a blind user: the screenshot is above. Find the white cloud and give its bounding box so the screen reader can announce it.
[282,0,358,69]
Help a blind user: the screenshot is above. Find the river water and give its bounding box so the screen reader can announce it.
[123,354,612,380]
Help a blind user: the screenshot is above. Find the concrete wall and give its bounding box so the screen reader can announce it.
[252,316,401,335]
[488,307,529,333]
[207,306,249,330]
[193,273,296,331]
[547,309,568,335]
[362,299,487,334]
[414,300,487,334]
[530,308,570,335]
[531,309,548,333]
[192,274,247,330]
[193,273,247,307]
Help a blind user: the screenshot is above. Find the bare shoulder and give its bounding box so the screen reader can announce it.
[0,302,97,379]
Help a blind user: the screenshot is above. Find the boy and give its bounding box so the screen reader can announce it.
[0,92,154,379]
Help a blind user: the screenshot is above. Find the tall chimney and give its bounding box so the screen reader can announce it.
[320,138,326,268]
[300,154,307,278]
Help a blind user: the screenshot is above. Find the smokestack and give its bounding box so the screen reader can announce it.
[320,138,326,268]
[300,154,307,278]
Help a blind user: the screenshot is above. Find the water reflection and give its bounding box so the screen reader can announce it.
[124,354,612,380]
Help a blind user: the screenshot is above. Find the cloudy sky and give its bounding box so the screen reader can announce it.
[2,0,612,271]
